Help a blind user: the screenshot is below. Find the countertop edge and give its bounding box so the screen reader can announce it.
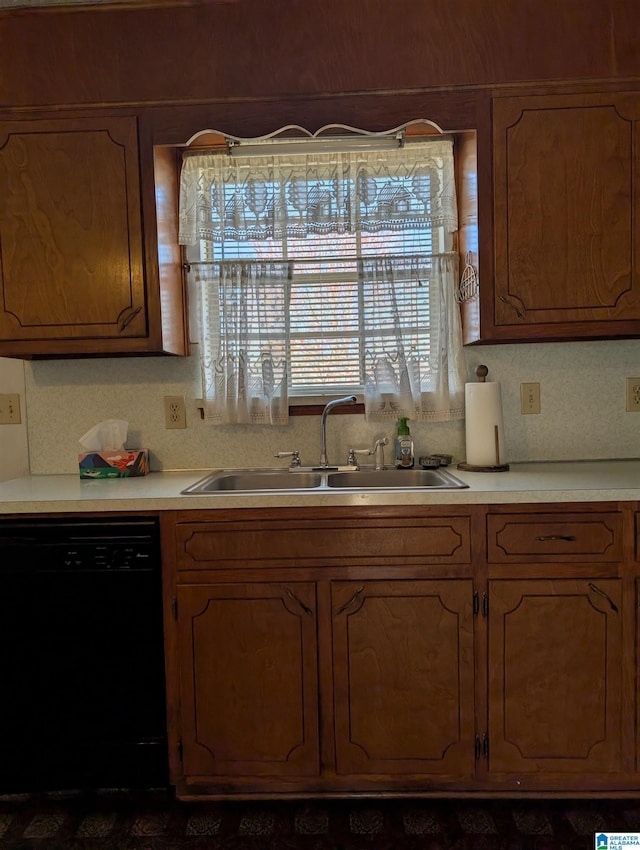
[1,461,640,513]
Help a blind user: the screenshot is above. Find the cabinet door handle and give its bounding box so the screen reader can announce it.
[282,586,313,616]
[498,294,525,320]
[336,585,364,615]
[588,582,619,613]
[534,535,577,542]
[119,305,142,332]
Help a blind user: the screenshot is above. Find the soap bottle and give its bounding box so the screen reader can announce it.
[394,418,415,469]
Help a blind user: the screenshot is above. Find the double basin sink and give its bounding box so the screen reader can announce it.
[181,466,468,494]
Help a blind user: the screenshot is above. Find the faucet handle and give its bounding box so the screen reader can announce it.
[275,450,301,468]
[347,447,372,467]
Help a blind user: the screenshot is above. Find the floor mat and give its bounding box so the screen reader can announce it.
[0,789,638,849]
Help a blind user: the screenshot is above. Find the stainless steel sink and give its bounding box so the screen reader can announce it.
[181,469,323,493]
[181,466,468,494]
[326,468,468,489]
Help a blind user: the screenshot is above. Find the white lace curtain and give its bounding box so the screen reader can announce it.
[178,139,458,245]
[193,255,465,425]
[194,261,291,425]
[361,255,465,422]
[179,137,465,425]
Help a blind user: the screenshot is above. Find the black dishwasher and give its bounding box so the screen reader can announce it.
[0,516,168,793]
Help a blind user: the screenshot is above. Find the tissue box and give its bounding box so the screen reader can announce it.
[78,450,149,478]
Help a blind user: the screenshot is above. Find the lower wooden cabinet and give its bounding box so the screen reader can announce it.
[331,579,475,779]
[176,582,319,779]
[164,503,638,798]
[487,578,623,778]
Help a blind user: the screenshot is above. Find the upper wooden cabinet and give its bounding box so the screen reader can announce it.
[0,115,187,358]
[490,91,640,341]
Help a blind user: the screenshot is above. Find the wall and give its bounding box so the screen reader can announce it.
[25,339,640,474]
[0,357,29,481]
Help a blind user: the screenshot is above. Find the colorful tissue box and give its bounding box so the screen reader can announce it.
[78,450,149,478]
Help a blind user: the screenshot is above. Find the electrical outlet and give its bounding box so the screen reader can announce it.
[520,382,541,415]
[0,393,21,424]
[164,395,187,429]
[626,377,640,412]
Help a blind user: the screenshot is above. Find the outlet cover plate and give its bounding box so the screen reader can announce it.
[626,377,640,412]
[0,393,21,424]
[164,395,187,429]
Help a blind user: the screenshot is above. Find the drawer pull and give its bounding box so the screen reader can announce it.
[534,535,577,542]
[587,582,618,613]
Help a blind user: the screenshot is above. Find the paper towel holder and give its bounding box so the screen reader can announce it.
[457,365,510,473]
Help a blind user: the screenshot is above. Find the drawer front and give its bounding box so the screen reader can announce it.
[176,515,471,570]
[487,512,622,563]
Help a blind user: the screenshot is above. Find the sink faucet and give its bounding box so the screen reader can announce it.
[318,395,358,468]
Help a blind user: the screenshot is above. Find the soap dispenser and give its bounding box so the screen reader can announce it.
[394,417,415,469]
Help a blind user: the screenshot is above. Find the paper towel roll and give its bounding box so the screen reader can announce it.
[464,381,506,467]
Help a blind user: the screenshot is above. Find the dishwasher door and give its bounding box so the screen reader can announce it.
[0,516,168,792]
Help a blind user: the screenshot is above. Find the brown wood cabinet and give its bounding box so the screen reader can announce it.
[487,577,623,778]
[176,581,320,780]
[490,90,640,341]
[167,506,478,797]
[331,579,475,780]
[0,114,187,358]
[485,505,630,790]
[163,502,639,799]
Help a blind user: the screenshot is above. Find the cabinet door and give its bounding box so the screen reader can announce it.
[332,579,475,778]
[177,582,319,779]
[488,578,622,776]
[491,91,640,340]
[0,116,148,353]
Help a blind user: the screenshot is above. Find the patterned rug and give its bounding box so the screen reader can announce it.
[1,789,638,849]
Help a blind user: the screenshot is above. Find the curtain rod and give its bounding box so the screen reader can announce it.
[181,134,454,159]
[184,253,448,268]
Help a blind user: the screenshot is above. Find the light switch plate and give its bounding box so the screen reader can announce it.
[0,393,21,424]
[520,382,541,415]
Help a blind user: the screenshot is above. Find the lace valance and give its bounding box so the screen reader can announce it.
[178,138,457,245]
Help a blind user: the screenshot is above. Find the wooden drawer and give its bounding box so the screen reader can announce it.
[176,514,471,570]
[487,511,622,563]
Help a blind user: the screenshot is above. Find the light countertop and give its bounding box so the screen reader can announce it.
[1,459,640,514]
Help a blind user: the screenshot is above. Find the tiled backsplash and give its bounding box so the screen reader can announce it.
[23,339,640,475]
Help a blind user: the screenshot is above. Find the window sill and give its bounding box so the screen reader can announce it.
[194,400,365,418]
[289,403,364,416]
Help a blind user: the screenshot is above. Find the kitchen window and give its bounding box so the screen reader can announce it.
[178,130,466,425]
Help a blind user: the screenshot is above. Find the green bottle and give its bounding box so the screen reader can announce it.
[394,417,414,469]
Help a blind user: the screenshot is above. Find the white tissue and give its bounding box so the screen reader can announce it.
[79,419,129,451]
